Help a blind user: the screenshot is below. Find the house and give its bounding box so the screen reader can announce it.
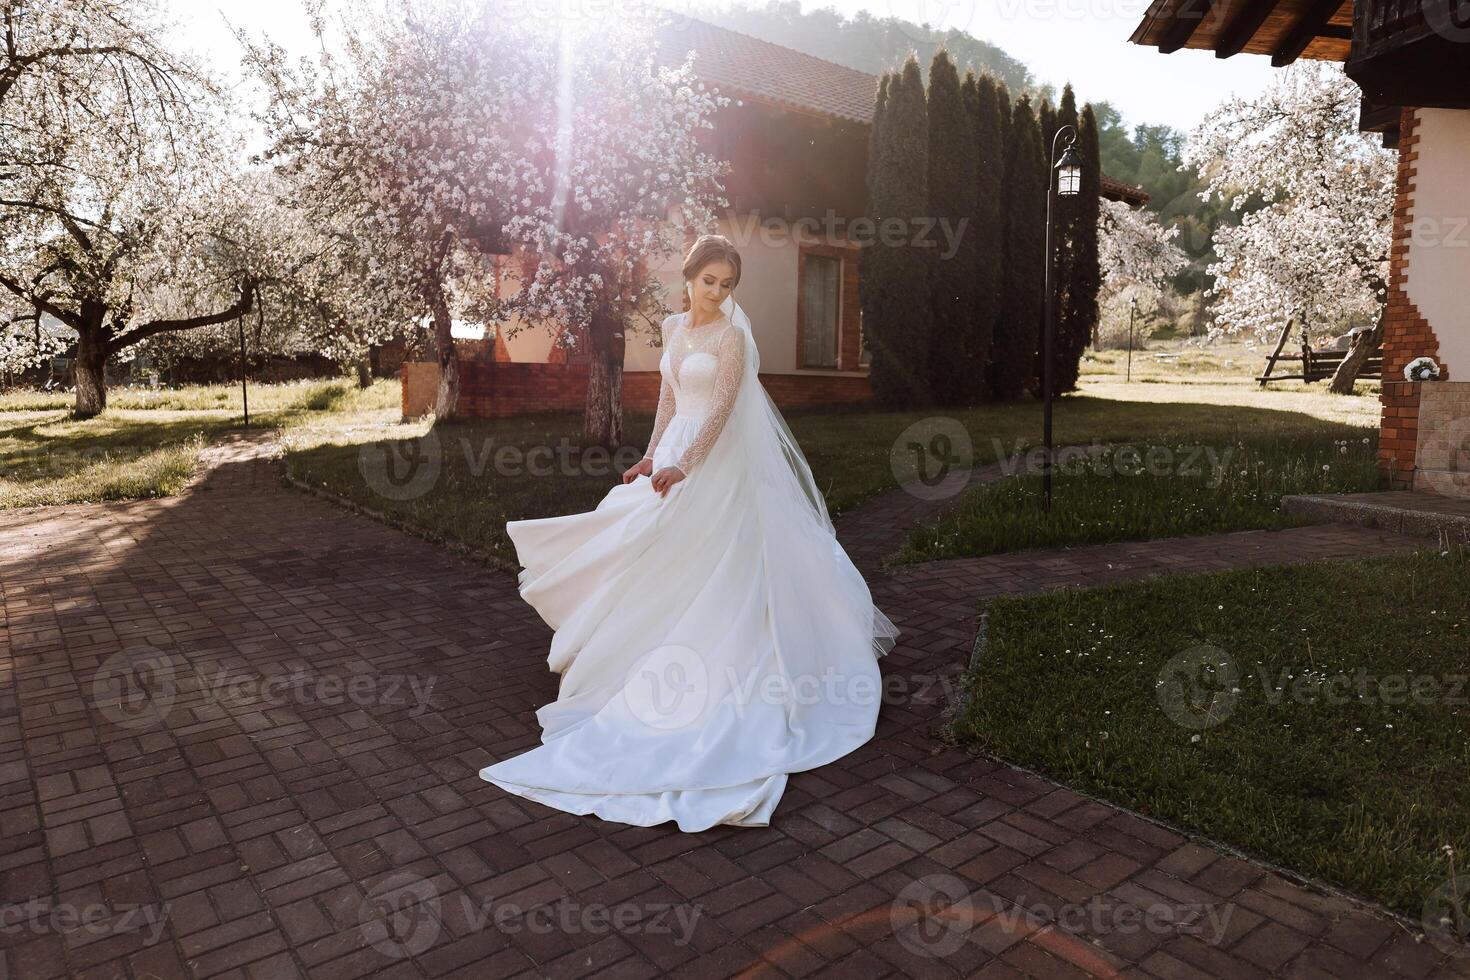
[403,17,1150,419]
[1130,0,1470,497]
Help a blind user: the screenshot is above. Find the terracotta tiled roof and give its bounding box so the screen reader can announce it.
[652,18,878,124]
[654,16,1149,206]
[1101,174,1150,207]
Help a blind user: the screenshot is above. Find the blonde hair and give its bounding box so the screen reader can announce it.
[680,234,741,311]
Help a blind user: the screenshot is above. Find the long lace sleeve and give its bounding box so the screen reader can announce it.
[644,317,677,461]
[673,326,746,477]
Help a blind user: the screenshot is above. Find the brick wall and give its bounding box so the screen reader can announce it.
[403,361,873,419]
[1378,107,1449,490]
[402,362,437,417]
[757,372,874,407]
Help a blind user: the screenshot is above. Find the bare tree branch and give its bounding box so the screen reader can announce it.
[107,278,257,354]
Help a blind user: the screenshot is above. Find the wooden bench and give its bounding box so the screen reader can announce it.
[1257,318,1383,385]
[1258,348,1383,384]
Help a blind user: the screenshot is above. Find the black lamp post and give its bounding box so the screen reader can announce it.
[1042,126,1082,513]
[238,312,250,429]
[1126,294,1138,383]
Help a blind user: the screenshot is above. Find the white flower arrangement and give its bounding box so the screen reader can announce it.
[1405,356,1441,382]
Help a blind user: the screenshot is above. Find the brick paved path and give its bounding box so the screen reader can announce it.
[1,432,1464,980]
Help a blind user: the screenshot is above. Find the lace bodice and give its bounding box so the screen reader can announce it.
[643,311,746,476]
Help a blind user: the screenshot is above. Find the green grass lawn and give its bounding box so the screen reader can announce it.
[0,377,396,414]
[0,379,398,509]
[955,546,1469,918]
[284,411,635,564]
[896,426,1379,563]
[1,344,1385,544]
[1081,339,1382,398]
[277,387,1385,568]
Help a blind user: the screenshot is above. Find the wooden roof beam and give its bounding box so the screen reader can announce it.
[1214,0,1278,57]
[1158,0,1217,53]
[1272,0,1347,65]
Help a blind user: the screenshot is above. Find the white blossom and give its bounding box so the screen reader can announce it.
[1184,62,1393,343]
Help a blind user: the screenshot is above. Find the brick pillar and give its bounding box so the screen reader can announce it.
[1378,107,1448,490]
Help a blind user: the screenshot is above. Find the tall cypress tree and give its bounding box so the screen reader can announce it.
[988,82,1015,400]
[859,72,890,380]
[963,70,1004,405]
[1039,98,1058,157]
[866,54,933,408]
[925,50,976,407]
[989,94,1045,402]
[1057,102,1102,392]
[995,81,1013,154]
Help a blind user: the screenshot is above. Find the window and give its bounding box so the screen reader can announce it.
[801,253,840,368]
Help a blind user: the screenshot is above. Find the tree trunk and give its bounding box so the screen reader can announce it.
[356,350,372,388]
[72,313,109,419]
[583,309,625,448]
[427,276,460,419]
[1328,308,1386,394]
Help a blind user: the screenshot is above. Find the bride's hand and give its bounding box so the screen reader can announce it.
[650,466,685,497]
[622,457,653,485]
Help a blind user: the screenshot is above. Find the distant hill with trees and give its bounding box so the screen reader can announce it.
[686,0,1034,93]
[690,2,1234,307]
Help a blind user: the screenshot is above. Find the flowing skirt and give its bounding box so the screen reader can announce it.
[480,412,899,832]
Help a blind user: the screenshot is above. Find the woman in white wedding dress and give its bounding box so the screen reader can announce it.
[480,234,900,832]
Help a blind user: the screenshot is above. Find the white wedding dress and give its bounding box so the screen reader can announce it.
[480,297,899,832]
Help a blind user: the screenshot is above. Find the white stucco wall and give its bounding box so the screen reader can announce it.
[1405,108,1470,379]
[627,214,810,374]
[497,213,861,375]
[494,271,556,364]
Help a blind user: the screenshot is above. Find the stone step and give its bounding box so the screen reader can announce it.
[1415,468,1470,498]
[1281,489,1470,543]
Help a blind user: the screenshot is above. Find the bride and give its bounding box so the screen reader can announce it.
[480,234,900,832]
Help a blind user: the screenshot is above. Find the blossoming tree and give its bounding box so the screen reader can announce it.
[1186,62,1394,393]
[0,0,266,416]
[496,10,729,446]
[136,166,422,383]
[238,0,545,418]
[1097,197,1188,339]
[242,2,728,440]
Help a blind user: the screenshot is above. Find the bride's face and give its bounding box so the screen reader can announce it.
[688,259,737,318]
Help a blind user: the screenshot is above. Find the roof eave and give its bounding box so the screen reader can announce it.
[1128,0,1352,65]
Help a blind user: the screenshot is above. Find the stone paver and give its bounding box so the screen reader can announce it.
[0,433,1464,979]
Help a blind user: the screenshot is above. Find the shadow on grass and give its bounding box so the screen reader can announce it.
[278,393,1384,569]
[784,393,1380,519]
[0,377,402,500]
[284,412,636,565]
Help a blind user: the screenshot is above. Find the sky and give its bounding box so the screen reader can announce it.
[829,0,1287,132]
[170,0,1282,137]
[823,0,1280,133]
